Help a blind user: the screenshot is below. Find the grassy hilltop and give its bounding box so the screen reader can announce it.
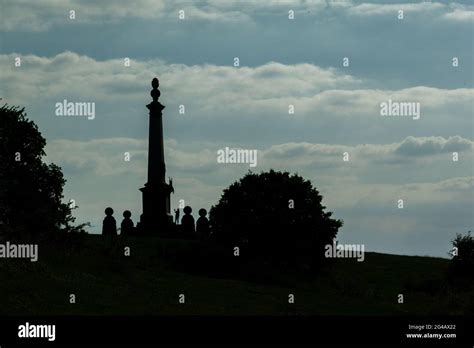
[0,234,472,316]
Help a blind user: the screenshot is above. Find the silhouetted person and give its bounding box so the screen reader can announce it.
[196,208,210,240]
[174,208,180,225]
[181,206,195,234]
[102,207,117,236]
[121,210,134,236]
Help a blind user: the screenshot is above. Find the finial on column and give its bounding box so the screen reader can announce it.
[151,77,161,102]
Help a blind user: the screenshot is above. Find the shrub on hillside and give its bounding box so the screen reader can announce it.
[209,170,343,270]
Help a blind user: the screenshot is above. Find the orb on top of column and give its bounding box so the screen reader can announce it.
[151,77,161,102]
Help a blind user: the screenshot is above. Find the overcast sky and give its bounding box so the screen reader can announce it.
[1,0,472,257]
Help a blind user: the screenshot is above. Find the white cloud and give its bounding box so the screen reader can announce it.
[347,2,473,22]
[1,0,472,32]
[0,51,363,117]
[442,4,474,22]
[442,9,474,22]
[3,51,471,114]
[394,135,473,156]
[45,135,473,181]
[0,0,251,32]
[2,52,472,154]
[348,2,445,16]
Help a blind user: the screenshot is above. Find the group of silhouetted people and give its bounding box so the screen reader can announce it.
[179,206,211,239]
[102,207,135,236]
[102,205,210,238]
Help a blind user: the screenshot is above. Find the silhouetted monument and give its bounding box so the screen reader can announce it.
[138,78,174,234]
[121,210,134,236]
[102,207,117,236]
[196,208,210,240]
[181,206,195,234]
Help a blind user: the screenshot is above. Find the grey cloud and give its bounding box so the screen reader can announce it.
[2,52,472,149]
[2,1,472,32]
[45,135,473,181]
[395,136,473,157]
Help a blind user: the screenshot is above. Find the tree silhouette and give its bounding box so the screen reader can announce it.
[0,105,87,239]
[450,231,474,279]
[209,170,343,269]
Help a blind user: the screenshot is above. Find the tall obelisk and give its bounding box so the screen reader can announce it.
[139,77,174,234]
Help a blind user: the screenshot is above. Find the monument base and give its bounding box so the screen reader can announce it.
[138,180,174,235]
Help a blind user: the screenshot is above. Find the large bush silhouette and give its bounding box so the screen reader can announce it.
[0,105,86,239]
[209,170,343,269]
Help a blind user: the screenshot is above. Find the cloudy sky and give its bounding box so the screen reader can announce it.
[1,0,472,257]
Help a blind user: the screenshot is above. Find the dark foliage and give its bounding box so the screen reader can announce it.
[0,105,88,240]
[209,170,343,270]
[449,231,474,279]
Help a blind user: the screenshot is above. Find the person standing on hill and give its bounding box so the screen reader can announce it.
[120,210,134,236]
[196,208,210,240]
[181,206,195,234]
[102,207,117,236]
